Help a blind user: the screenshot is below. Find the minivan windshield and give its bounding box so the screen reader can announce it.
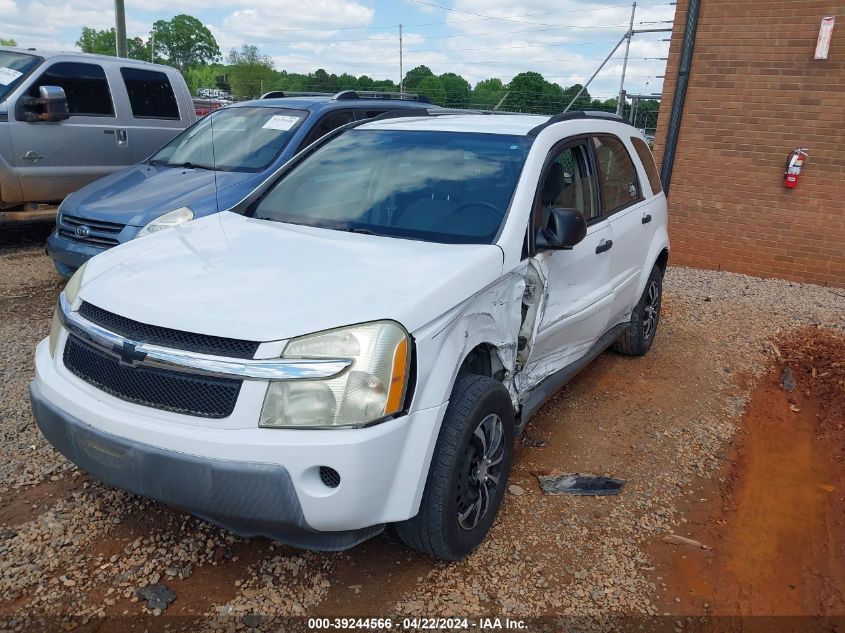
[150,106,307,172]
[0,51,42,102]
[253,129,533,244]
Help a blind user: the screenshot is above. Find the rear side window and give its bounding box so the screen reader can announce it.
[301,110,356,146]
[592,135,642,214]
[29,62,113,117]
[631,136,662,195]
[120,67,179,119]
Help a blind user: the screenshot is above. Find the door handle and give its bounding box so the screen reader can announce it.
[642,213,652,224]
[595,239,613,254]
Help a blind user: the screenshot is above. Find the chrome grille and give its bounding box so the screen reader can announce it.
[58,213,125,248]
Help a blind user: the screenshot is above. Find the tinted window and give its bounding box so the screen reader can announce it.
[592,135,641,214]
[30,62,113,116]
[254,129,533,244]
[631,136,662,195]
[537,144,598,229]
[120,67,179,119]
[150,106,306,172]
[0,51,42,102]
[301,110,356,146]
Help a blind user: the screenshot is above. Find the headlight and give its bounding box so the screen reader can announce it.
[50,261,87,356]
[136,206,193,238]
[259,321,411,429]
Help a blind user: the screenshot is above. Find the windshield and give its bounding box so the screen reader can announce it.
[150,106,307,172]
[253,129,533,244]
[0,51,42,102]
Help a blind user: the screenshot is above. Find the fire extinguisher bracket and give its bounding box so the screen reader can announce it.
[784,148,809,189]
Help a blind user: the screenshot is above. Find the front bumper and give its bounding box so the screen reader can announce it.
[46,229,108,278]
[31,338,446,548]
[30,381,382,550]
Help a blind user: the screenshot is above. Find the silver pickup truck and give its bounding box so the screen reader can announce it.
[0,47,195,215]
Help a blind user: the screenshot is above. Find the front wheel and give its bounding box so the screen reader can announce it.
[612,264,663,356]
[394,374,514,560]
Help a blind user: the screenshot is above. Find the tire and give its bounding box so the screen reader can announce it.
[394,374,514,560]
[612,264,663,356]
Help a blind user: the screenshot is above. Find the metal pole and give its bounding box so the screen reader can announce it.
[114,0,127,58]
[150,30,155,63]
[616,2,636,115]
[399,24,404,93]
[564,33,628,112]
[493,91,509,111]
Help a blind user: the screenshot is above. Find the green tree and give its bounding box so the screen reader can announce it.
[308,68,339,93]
[226,45,276,99]
[472,78,506,110]
[76,27,148,60]
[184,63,225,95]
[403,65,433,92]
[151,14,220,73]
[415,75,446,105]
[561,83,591,111]
[507,72,549,113]
[0,37,17,47]
[438,72,470,108]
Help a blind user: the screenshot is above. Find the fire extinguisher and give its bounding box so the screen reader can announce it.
[784,148,809,188]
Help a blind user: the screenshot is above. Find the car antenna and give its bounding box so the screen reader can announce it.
[209,110,219,213]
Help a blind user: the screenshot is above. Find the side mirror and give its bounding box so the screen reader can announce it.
[19,86,69,122]
[535,207,587,250]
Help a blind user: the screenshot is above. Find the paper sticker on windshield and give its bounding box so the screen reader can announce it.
[263,115,299,131]
[0,67,23,86]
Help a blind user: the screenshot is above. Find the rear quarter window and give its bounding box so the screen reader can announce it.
[631,136,662,195]
[120,67,179,120]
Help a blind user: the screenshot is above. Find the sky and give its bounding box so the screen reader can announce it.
[1,0,675,102]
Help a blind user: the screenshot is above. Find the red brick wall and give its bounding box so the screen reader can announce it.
[653,0,845,287]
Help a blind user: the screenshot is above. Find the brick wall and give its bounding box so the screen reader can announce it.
[653,0,845,287]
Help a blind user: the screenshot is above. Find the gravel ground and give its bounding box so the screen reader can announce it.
[0,229,843,630]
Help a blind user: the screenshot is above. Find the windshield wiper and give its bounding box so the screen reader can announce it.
[179,161,215,171]
[332,226,377,235]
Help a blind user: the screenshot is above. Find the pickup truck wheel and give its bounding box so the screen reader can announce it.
[394,374,514,560]
[612,264,663,356]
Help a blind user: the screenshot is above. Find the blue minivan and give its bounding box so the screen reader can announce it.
[46,91,432,277]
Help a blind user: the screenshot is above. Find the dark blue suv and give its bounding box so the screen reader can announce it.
[46,91,433,277]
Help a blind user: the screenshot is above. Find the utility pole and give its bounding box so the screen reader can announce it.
[114,0,128,58]
[150,29,155,63]
[616,2,636,116]
[399,24,404,93]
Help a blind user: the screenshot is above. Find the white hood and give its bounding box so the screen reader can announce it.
[79,212,504,342]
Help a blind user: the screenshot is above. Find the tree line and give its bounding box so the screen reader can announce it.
[7,15,658,117]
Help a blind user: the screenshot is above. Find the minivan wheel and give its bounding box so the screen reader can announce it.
[394,374,514,560]
[612,264,663,356]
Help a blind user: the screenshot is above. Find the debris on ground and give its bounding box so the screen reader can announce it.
[135,583,176,613]
[507,484,526,496]
[780,365,795,392]
[536,473,625,496]
[663,534,709,549]
[521,435,548,447]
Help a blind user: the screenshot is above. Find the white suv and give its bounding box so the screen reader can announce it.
[31,111,669,561]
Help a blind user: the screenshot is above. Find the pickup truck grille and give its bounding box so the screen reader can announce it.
[79,302,261,359]
[63,335,242,419]
[58,214,124,248]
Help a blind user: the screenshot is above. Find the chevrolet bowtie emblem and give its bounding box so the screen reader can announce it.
[112,341,147,366]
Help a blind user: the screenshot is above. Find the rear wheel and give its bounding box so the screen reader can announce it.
[395,374,514,560]
[612,264,663,356]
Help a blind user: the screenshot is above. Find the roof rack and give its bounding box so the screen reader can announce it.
[527,110,627,137]
[333,90,431,103]
[260,89,432,104]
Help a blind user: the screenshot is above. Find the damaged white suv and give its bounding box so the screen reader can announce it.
[31,111,668,560]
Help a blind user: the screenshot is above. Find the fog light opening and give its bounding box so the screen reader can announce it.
[319,466,341,489]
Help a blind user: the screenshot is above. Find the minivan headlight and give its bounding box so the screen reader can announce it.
[136,206,194,238]
[259,321,411,429]
[50,261,87,356]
